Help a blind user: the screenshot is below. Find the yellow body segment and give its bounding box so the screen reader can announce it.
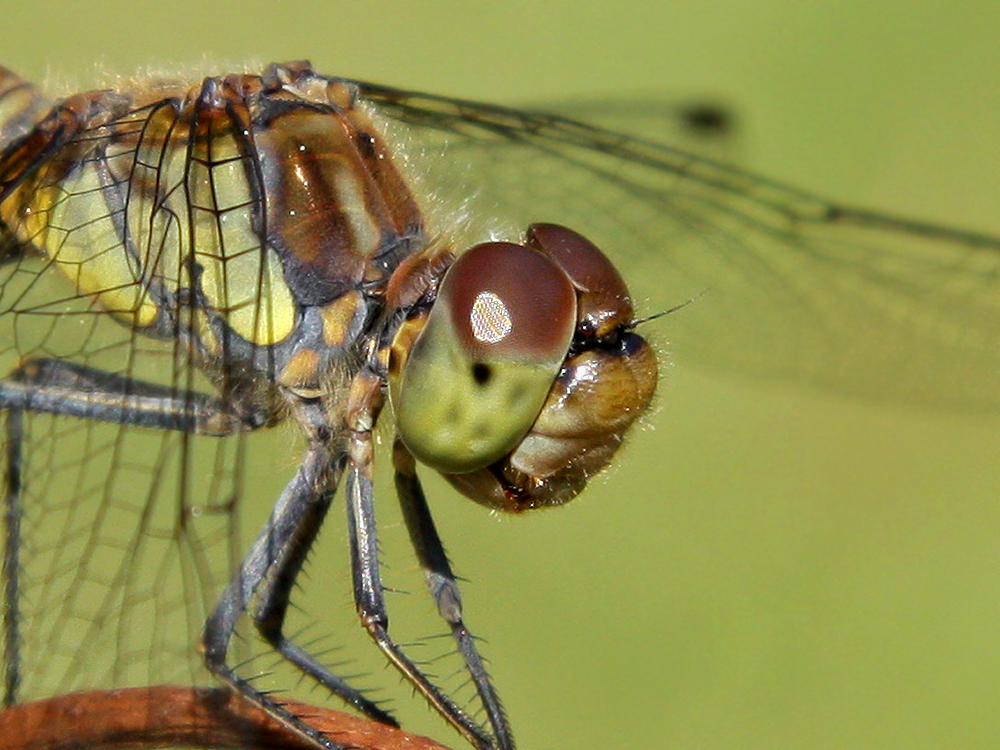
[43,165,159,327]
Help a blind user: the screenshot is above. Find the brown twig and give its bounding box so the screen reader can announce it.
[0,685,453,750]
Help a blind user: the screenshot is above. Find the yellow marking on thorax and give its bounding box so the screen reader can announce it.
[320,290,363,348]
[278,348,322,391]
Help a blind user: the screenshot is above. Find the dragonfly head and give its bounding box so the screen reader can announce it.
[388,223,657,513]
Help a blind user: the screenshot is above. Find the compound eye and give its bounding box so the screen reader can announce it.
[389,241,577,473]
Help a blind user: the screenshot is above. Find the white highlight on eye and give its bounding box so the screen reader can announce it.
[470,291,511,344]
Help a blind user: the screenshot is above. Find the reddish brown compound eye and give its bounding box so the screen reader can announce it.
[388,241,577,474]
[443,242,579,363]
[526,223,634,336]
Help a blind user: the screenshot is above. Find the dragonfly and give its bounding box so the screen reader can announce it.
[1,60,998,750]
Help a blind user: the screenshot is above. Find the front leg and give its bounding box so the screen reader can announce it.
[343,367,501,750]
[393,438,513,750]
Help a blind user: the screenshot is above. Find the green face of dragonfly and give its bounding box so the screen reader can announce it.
[389,240,577,474]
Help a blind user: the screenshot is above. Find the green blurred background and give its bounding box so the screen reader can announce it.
[4,2,1000,749]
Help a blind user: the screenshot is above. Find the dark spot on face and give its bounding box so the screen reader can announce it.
[472,362,491,386]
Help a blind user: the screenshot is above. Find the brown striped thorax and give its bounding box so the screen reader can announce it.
[0,61,657,513]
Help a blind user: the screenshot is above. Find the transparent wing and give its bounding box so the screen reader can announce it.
[540,96,739,158]
[0,272,247,699]
[0,94,258,701]
[361,82,1000,413]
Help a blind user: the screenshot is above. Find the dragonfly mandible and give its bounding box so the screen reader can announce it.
[1,60,999,750]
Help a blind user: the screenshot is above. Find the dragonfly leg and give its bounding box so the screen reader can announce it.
[2,407,22,707]
[201,413,397,750]
[393,438,513,750]
[0,358,270,435]
[343,369,503,750]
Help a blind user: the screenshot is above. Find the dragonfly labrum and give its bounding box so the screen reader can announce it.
[1,60,999,750]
